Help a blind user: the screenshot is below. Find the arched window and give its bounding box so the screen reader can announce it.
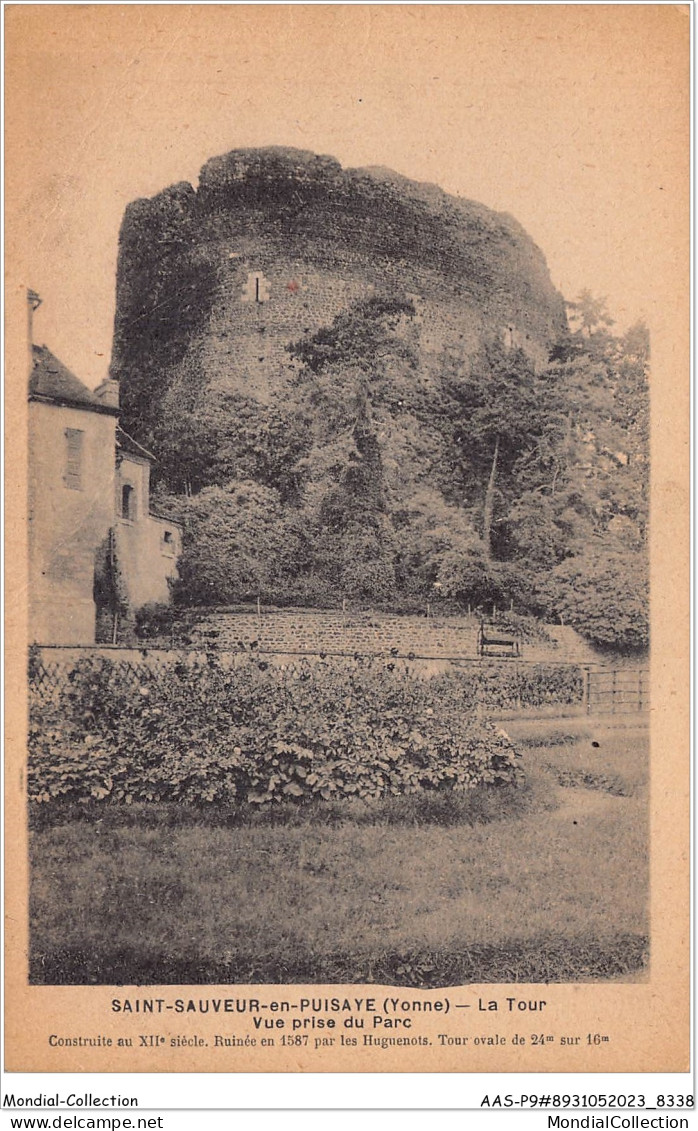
[121,484,136,521]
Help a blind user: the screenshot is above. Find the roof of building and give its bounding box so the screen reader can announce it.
[116,425,155,463]
[149,510,183,529]
[29,345,120,416]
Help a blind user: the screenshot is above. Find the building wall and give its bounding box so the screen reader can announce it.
[28,401,117,643]
[114,454,181,609]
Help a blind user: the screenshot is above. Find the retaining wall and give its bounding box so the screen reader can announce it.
[185,608,610,665]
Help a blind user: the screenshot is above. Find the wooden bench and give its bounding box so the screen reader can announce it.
[477,620,520,658]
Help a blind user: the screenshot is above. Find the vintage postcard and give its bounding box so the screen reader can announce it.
[4,4,690,1075]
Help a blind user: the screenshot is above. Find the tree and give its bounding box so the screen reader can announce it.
[566,289,615,339]
[439,342,552,557]
[286,296,420,598]
[614,320,650,477]
[168,481,301,606]
[438,549,523,613]
[94,528,131,643]
[540,546,649,651]
[289,295,416,378]
[151,386,311,501]
[136,280,649,647]
[301,395,399,602]
[392,489,482,596]
[504,491,572,569]
[559,289,618,368]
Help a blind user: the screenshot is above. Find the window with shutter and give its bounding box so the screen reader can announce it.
[64,429,84,490]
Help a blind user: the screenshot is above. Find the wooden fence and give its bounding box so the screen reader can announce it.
[585,668,649,714]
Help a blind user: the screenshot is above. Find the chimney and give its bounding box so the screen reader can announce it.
[27,288,42,377]
[94,377,120,409]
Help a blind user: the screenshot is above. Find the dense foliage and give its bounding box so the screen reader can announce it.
[141,291,648,651]
[29,656,532,806]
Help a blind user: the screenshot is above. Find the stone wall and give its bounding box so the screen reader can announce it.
[112,148,567,428]
[198,252,523,404]
[34,611,641,670]
[186,608,609,665]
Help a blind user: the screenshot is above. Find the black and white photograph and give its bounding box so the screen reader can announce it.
[4,3,689,1076]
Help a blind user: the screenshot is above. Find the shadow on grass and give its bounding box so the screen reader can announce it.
[29,773,558,834]
[30,933,649,987]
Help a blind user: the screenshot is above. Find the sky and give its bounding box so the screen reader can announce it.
[6,4,689,388]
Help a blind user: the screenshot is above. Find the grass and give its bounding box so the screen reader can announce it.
[28,774,555,833]
[29,722,649,986]
[504,720,649,797]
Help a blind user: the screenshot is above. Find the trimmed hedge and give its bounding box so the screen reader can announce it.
[29,657,526,806]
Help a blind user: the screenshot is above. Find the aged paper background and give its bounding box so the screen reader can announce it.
[4,4,690,1073]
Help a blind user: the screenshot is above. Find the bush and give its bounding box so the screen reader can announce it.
[450,662,584,710]
[134,602,179,640]
[542,549,649,652]
[28,656,525,807]
[488,611,557,646]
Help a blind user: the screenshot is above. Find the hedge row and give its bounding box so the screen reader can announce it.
[28,657,530,806]
[457,660,584,708]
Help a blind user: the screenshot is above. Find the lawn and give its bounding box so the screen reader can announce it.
[29,722,649,986]
[503,717,649,796]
